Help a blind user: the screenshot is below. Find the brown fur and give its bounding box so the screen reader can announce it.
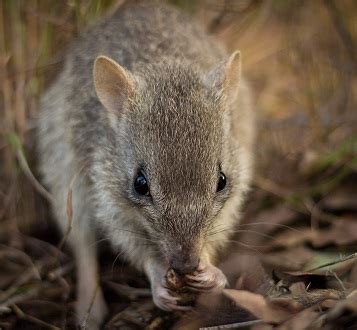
[37,1,255,328]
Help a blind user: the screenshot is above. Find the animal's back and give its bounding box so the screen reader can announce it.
[70,1,225,74]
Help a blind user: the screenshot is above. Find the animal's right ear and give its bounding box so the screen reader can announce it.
[93,55,134,115]
[204,51,241,110]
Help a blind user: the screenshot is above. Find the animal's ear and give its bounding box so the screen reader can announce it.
[204,50,241,109]
[93,55,134,115]
[223,50,241,103]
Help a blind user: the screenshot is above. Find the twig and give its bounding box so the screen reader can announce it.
[47,266,71,329]
[307,253,357,272]
[105,281,151,300]
[16,148,54,204]
[253,175,307,214]
[0,286,40,309]
[208,0,228,33]
[329,271,347,297]
[0,246,42,302]
[200,319,263,329]
[22,234,67,260]
[47,263,73,281]
[0,306,11,313]
[0,245,40,278]
[7,58,64,80]
[323,0,357,70]
[11,304,61,330]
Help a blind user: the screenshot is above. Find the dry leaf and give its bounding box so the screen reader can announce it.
[277,308,319,330]
[223,289,304,324]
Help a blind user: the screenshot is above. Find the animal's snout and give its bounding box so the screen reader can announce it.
[170,254,200,275]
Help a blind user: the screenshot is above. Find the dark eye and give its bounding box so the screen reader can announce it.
[134,171,150,196]
[217,172,226,192]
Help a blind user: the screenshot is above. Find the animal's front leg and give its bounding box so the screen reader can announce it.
[72,226,107,329]
[144,259,191,311]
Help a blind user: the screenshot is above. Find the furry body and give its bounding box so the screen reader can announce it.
[38,1,254,328]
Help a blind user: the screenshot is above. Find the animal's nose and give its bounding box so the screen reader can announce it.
[170,254,200,275]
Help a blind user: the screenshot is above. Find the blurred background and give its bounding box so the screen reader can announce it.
[0,0,356,328]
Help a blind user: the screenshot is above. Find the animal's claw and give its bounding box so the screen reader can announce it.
[152,281,189,311]
[185,262,227,293]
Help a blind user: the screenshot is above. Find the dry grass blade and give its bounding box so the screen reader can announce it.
[307,252,357,272]
[47,263,74,281]
[322,0,357,68]
[11,304,61,330]
[16,143,54,204]
[0,285,40,310]
[0,1,356,329]
[105,281,151,300]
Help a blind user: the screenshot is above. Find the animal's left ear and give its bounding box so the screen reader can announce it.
[204,50,241,109]
[223,50,241,103]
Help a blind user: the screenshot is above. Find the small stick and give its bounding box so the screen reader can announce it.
[0,284,42,310]
[47,262,73,280]
[200,319,263,329]
[329,271,347,296]
[307,252,357,272]
[16,148,54,204]
[105,281,151,300]
[11,304,61,330]
[323,0,357,68]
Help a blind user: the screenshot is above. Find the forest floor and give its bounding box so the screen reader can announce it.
[0,1,356,329]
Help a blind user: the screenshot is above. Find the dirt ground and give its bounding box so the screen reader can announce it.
[0,0,356,329]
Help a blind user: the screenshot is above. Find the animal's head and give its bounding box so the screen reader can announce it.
[93,52,246,274]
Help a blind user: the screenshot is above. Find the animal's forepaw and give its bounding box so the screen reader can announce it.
[152,280,192,311]
[185,262,227,293]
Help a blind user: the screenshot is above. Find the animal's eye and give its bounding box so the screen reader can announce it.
[134,171,150,196]
[217,172,226,192]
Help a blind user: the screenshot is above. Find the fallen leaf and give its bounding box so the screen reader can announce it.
[272,270,339,290]
[311,289,357,329]
[277,307,319,330]
[223,289,304,324]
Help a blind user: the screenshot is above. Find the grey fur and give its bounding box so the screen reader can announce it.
[38,1,254,328]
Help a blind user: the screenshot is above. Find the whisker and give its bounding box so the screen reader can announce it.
[238,222,305,234]
[207,239,263,254]
[207,229,279,242]
[206,227,231,237]
[207,221,304,238]
[107,213,157,239]
[111,249,127,275]
[205,222,227,234]
[89,238,111,248]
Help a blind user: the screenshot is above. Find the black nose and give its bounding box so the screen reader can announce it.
[170,255,199,275]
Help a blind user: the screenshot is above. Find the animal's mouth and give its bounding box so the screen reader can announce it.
[166,248,201,275]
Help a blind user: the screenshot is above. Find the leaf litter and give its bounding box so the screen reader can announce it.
[1,1,356,329]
